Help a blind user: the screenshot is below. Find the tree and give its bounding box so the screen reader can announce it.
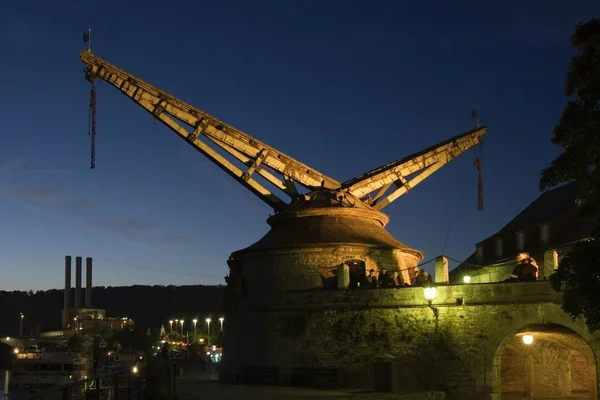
[112,328,159,352]
[549,240,600,331]
[541,19,600,331]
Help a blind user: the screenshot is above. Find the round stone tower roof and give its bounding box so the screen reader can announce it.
[233,206,423,259]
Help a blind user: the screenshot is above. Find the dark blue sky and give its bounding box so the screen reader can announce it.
[1,1,598,290]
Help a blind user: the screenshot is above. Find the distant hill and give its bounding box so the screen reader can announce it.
[0,285,226,336]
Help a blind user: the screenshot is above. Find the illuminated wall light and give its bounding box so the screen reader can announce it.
[463,275,471,284]
[423,287,437,301]
[522,334,534,345]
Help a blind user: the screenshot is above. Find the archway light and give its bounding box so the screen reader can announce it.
[463,275,471,284]
[523,334,534,345]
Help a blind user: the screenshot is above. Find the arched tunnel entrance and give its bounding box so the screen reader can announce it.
[500,324,597,399]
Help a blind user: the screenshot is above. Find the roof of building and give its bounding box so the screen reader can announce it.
[475,183,580,246]
[451,182,596,278]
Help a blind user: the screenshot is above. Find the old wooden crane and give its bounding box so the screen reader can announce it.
[80,48,486,381]
[79,50,485,214]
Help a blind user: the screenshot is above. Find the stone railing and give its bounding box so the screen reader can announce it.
[242,281,560,310]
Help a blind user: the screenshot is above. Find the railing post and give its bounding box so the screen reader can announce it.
[137,374,143,400]
[95,377,101,400]
[114,372,119,400]
[128,369,132,400]
[172,363,176,399]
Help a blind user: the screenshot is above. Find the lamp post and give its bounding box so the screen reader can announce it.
[206,318,211,342]
[169,320,173,333]
[219,317,224,333]
[193,319,198,336]
[19,313,24,336]
[423,286,439,319]
[180,319,185,334]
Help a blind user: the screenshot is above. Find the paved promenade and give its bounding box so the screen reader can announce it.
[174,364,445,400]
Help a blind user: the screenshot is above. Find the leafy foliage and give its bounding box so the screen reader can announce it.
[67,325,113,357]
[540,19,600,219]
[112,327,161,351]
[541,19,600,331]
[550,239,600,331]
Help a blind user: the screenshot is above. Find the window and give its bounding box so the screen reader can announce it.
[476,246,483,262]
[516,232,525,251]
[541,224,550,244]
[495,239,503,257]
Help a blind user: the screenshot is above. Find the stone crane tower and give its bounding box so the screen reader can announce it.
[80,50,486,383]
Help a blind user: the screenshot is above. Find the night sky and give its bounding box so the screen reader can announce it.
[1,0,598,290]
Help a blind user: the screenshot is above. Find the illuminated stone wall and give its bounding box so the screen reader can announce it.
[222,282,600,400]
[238,246,420,292]
[572,353,591,392]
[500,347,525,394]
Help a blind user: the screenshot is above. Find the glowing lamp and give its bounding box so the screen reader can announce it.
[523,334,534,345]
[423,286,437,302]
[463,275,471,284]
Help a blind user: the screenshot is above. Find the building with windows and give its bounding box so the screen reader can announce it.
[450,183,596,283]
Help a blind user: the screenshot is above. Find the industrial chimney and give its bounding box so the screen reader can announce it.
[75,256,82,309]
[64,256,72,310]
[85,257,93,307]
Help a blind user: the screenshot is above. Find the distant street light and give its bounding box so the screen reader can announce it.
[206,318,211,342]
[193,319,198,336]
[19,313,24,336]
[169,320,173,333]
[180,319,185,334]
[219,317,224,333]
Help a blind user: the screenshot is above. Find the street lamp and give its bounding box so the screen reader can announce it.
[180,319,185,334]
[193,319,198,336]
[19,313,24,336]
[423,286,439,319]
[206,318,211,341]
[169,320,173,333]
[219,317,224,332]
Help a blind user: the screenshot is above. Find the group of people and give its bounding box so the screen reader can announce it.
[361,267,434,289]
[504,256,539,282]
